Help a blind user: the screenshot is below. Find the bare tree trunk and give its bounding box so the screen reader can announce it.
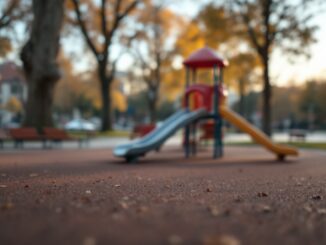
[262,56,272,136]
[147,88,158,124]
[100,78,113,131]
[98,62,113,131]
[21,0,64,130]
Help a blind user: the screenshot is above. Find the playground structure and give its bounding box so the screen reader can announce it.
[114,47,298,162]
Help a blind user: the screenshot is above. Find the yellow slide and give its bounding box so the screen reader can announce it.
[219,105,298,160]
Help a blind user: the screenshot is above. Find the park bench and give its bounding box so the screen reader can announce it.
[9,128,45,148]
[43,128,84,148]
[130,124,156,139]
[289,129,307,142]
[0,129,10,148]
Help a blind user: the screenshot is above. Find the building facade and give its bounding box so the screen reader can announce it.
[0,62,27,127]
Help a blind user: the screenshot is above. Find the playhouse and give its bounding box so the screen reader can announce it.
[182,47,228,159]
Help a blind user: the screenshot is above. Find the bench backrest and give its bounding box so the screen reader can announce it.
[43,128,70,140]
[0,129,9,139]
[9,128,41,140]
[133,124,156,137]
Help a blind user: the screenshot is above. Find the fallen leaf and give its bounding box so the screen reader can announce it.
[44,190,52,195]
[207,206,220,216]
[259,204,272,213]
[311,195,322,200]
[224,209,231,216]
[168,235,183,244]
[80,196,92,204]
[82,236,97,245]
[303,204,313,213]
[317,208,326,215]
[1,202,14,210]
[257,192,268,197]
[204,234,241,245]
[137,206,149,213]
[111,212,124,221]
[114,184,121,188]
[234,196,242,203]
[119,201,128,209]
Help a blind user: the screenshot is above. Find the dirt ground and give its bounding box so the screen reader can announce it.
[0,146,325,245]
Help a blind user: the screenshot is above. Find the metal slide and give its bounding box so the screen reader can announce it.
[114,109,208,162]
[219,105,298,159]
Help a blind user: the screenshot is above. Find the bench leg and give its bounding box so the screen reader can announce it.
[15,140,23,149]
[42,140,47,149]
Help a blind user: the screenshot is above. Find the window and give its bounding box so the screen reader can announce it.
[11,83,22,95]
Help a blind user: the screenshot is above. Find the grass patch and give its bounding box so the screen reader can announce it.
[225,141,326,150]
[69,130,130,138]
[286,142,326,150]
[96,130,130,137]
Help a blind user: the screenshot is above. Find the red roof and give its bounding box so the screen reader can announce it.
[0,62,26,84]
[183,47,228,68]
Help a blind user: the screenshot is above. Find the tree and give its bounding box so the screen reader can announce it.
[226,53,260,117]
[70,0,139,131]
[130,2,179,123]
[21,0,64,130]
[225,0,319,135]
[0,0,27,57]
[176,4,261,119]
[5,96,23,114]
[0,0,20,29]
[198,4,262,117]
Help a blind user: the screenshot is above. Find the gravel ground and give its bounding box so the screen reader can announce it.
[0,146,325,245]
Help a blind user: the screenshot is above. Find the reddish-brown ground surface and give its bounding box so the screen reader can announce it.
[0,146,325,245]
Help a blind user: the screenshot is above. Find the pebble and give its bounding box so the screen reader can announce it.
[168,235,183,244]
[207,206,220,216]
[257,192,268,197]
[1,202,14,210]
[82,236,97,245]
[260,204,272,213]
[311,195,322,200]
[137,206,149,213]
[204,234,241,245]
[317,208,326,215]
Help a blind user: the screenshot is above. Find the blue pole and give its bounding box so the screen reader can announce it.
[219,68,224,157]
[185,68,190,158]
[213,65,222,158]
